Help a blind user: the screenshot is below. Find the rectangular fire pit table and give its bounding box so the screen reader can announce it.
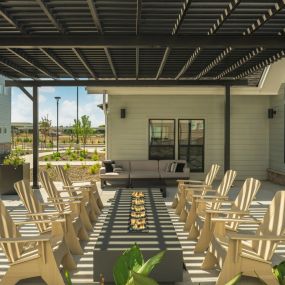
[93,188,183,285]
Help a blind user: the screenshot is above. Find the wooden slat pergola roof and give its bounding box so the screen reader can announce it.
[0,0,285,86]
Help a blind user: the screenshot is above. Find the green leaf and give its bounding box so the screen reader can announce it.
[123,244,144,273]
[113,255,129,285]
[132,271,159,285]
[138,250,166,276]
[273,261,285,285]
[225,273,242,285]
[64,270,73,285]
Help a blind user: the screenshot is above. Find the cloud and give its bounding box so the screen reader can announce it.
[39,86,56,94]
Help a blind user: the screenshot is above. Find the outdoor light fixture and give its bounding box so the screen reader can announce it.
[268,108,277,119]
[54,96,61,152]
[120,108,126,119]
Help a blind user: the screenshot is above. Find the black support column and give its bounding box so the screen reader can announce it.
[32,86,39,189]
[224,85,231,172]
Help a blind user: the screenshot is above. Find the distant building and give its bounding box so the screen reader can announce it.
[0,75,11,157]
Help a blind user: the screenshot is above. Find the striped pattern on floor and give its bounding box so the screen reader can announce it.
[0,201,284,285]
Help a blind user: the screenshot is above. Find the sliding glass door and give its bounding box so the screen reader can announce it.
[178,119,204,172]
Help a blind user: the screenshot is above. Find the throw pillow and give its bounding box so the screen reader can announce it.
[103,160,114,173]
[175,162,185,173]
[170,162,177,172]
[113,167,123,173]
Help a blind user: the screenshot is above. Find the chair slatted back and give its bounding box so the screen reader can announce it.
[39,171,65,212]
[204,164,221,186]
[212,170,237,210]
[14,180,50,233]
[253,191,285,261]
[55,165,72,187]
[227,178,261,231]
[55,165,77,197]
[0,200,23,263]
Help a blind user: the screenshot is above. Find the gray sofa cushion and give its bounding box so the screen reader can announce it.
[159,160,188,172]
[130,171,160,179]
[160,171,189,179]
[113,160,130,171]
[130,160,158,171]
[101,172,129,179]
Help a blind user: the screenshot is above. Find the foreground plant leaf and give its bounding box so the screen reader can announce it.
[132,271,159,285]
[113,255,129,285]
[225,273,242,285]
[65,270,73,285]
[138,250,166,276]
[273,261,285,285]
[123,243,144,273]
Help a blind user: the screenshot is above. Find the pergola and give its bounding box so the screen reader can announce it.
[1,0,285,188]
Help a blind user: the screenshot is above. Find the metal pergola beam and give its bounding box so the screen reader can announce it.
[39,48,77,79]
[0,56,36,78]
[5,79,248,88]
[0,35,283,49]
[72,48,97,79]
[209,0,241,35]
[8,48,56,78]
[0,7,25,33]
[245,0,285,35]
[156,0,192,79]
[35,0,65,33]
[136,0,141,35]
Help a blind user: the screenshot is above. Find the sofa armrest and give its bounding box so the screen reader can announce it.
[100,167,106,175]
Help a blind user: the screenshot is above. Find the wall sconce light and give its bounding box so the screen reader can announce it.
[268,108,277,119]
[120,108,126,119]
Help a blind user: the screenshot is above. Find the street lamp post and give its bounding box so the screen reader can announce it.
[54,96,61,153]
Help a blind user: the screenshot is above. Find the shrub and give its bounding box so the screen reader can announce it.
[70,152,78,160]
[80,150,88,158]
[92,153,99,161]
[65,147,72,156]
[46,162,52,169]
[44,156,49,161]
[3,152,25,168]
[88,163,100,175]
[63,163,70,171]
[79,157,84,161]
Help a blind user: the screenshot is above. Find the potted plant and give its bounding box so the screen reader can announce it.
[0,151,30,195]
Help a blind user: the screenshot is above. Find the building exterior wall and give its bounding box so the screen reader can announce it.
[269,84,285,172]
[107,94,269,180]
[0,75,11,155]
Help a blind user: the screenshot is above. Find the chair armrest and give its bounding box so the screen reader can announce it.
[211,217,261,223]
[227,233,285,241]
[25,211,71,217]
[193,194,228,200]
[0,236,51,243]
[15,218,66,226]
[177,179,203,184]
[40,201,80,206]
[47,196,83,201]
[190,188,216,192]
[100,167,106,175]
[184,184,209,188]
[206,209,250,215]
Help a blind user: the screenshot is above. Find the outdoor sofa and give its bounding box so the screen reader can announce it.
[99,159,190,188]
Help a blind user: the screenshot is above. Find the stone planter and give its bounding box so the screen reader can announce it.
[0,163,30,195]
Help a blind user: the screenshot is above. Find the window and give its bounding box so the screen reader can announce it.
[149,119,175,160]
[178,119,205,172]
[4,128,7,134]
[0,128,2,134]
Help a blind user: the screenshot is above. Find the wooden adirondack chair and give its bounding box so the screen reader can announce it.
[187,169,237,240]
[174,164,220,217]
[39,170,94,232]
[14,180,84,254]
[182,170,237,232]
[194,177,261,253]
[55,165,103,216]
[0,200,76,285]
[202,191,285,285]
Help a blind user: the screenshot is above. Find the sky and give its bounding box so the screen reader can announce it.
[11,86,105,127]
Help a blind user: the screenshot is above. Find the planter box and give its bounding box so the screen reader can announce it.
[0,163,30,195]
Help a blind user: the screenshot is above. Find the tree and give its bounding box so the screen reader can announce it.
[81,115,92,150]
[72,119,81,146]
[39,115,52,148]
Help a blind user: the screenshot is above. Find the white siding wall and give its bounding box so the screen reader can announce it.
[107,94,269,180]
[269,84,285,172]
[0,76,11,146]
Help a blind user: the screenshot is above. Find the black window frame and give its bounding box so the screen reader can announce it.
[148,119,175,160]
[178,119,205,172]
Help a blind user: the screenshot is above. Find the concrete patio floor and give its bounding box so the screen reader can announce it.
[0,180,284,285]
